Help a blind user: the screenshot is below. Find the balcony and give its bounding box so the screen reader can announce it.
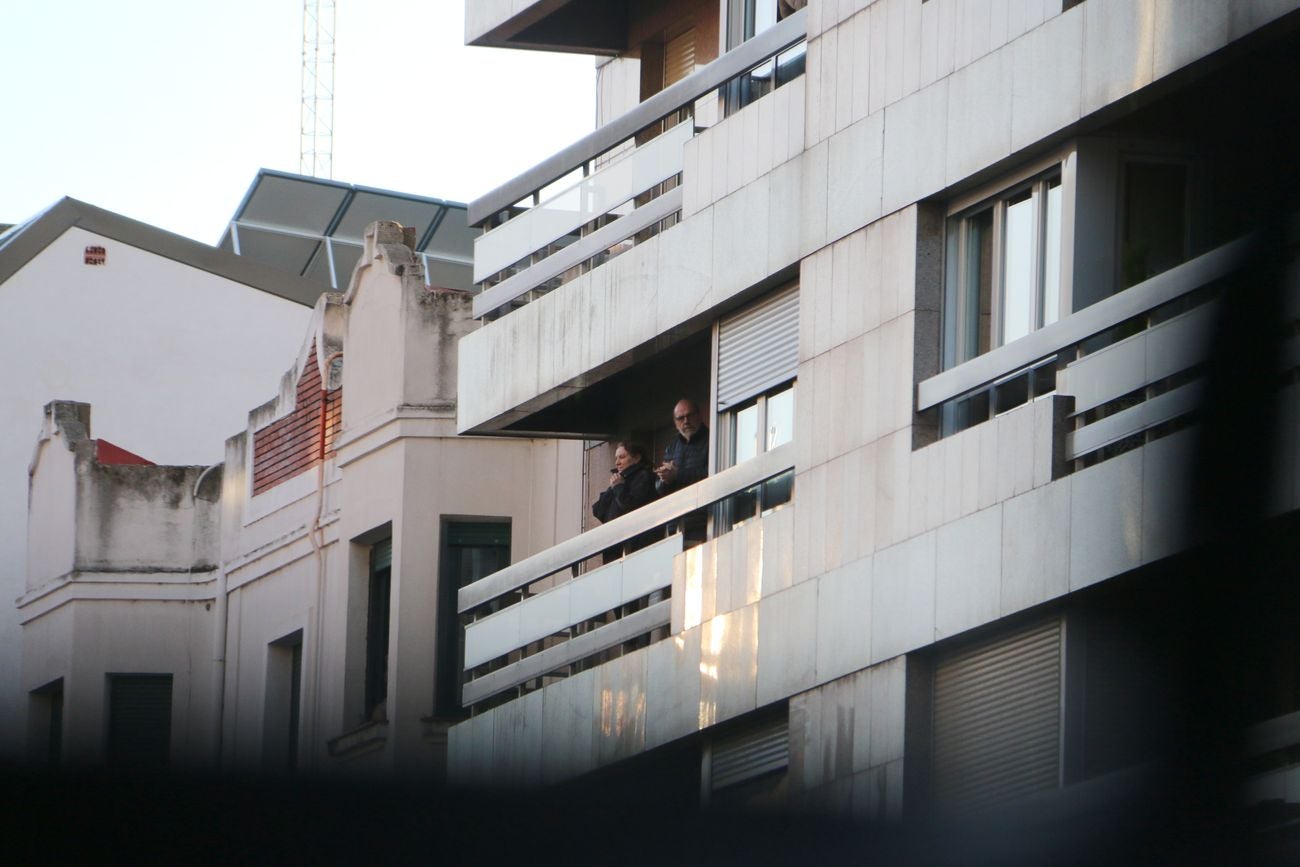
[918,226,1300,470]
[469,9,807,321]
[458,443,794,710]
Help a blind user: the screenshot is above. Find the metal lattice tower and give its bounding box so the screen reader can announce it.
[299,0,336,179]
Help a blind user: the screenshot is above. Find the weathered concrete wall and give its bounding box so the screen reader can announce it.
[21,402,221,768]
[25,403,85,591]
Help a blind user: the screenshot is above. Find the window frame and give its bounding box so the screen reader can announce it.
[724,0,806,115]
[435,517,512,719]
[363,537,392,722]
[943,148,1075,370]
[719,381,796,471]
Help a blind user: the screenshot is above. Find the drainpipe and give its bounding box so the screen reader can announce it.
[193,462,227,769]
[308,350,343,765]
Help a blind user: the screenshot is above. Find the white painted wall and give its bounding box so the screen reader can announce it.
[1,225,311,758]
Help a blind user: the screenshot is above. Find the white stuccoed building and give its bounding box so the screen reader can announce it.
[0,198,318,759]
[20,220,582,774]
[4,172,476,761]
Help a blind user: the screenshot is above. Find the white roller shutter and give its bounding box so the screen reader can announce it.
[717,283,799,411]
[931,617,1063,816]
[663,28,696,88]
[711,713,789,791]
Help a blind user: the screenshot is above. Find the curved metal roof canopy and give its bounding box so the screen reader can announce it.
[218,169,477,292]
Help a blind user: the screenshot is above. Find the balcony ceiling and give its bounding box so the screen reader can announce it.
[468,0,629,55]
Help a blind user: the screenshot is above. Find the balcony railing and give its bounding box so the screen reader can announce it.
[918,229,1299,466]
[470,9,808,320]
[458,443,794,709]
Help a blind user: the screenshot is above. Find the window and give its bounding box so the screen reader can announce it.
[719,386,796,528]
[264,630,303,773]
[725,0,806,114]
[729,384,795,464]
[713,285,798,528]
[929,619,1063,816]
[944,169,1064,368]
[364,538,392,722]
[106,674,173,768]
[1119,158,1189,289]
[435,520,511,718]
[703,705,790,809]
[29,679,63,767]
[715,282,799,461]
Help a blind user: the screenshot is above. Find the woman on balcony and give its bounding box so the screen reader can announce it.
[592,441,660,564]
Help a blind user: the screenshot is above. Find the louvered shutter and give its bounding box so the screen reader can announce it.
[711,713,789,790]
[931,618,1062,815]
[717,284,799,410]
[663,29,696,88]
[372,537,392,571]
[107,674,173,767]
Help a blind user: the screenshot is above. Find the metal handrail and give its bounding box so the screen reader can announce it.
[916,234,1254,412]
[466,9,808,227]
[457,441,795,613]
[472,187,682,318]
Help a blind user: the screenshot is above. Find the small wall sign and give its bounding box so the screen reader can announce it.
[84,245,106,265]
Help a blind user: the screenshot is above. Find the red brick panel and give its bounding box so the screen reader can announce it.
[252,344,343,496]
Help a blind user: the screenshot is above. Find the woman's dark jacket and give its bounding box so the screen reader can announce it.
[592,462,658,523]
[592,462,660,563]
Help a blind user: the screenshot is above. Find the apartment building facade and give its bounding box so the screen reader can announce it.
[449,0,1300,822]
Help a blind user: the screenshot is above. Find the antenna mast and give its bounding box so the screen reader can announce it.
[300,0,336,178]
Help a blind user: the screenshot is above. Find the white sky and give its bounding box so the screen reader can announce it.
[0,1,596,244]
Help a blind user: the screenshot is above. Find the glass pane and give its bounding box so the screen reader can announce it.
[1002,192,1034,344]
[761,470,794,512]
[766,386,795,450]
[962,209,994,362]
[1042,179,1062,327]
[993,371,1030,415]
[733,403,760,464]
[775,42,806,87]
[734,485,760,524]
[750,0,778,38]
[940,389,991,437]
[1121,161,1187,289]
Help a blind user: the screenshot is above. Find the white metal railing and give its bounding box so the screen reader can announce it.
[461,537,679,706]
[458,443,794,707]
[917,236,1254,414]
[473,122,693,285]
[469,10,808,319]
[919,228,1300,464]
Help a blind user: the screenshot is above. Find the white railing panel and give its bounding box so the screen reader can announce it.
[1058,302,1218,416]
[463,604,521,673]
[473,121,692,283]
[459,442,793,613]
[462,601,671,706]
[621,534,680,601]
[472,188,681,319]
[1145,302,1217,383]
[463,535,681,669]
[1067,381,1203,459]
